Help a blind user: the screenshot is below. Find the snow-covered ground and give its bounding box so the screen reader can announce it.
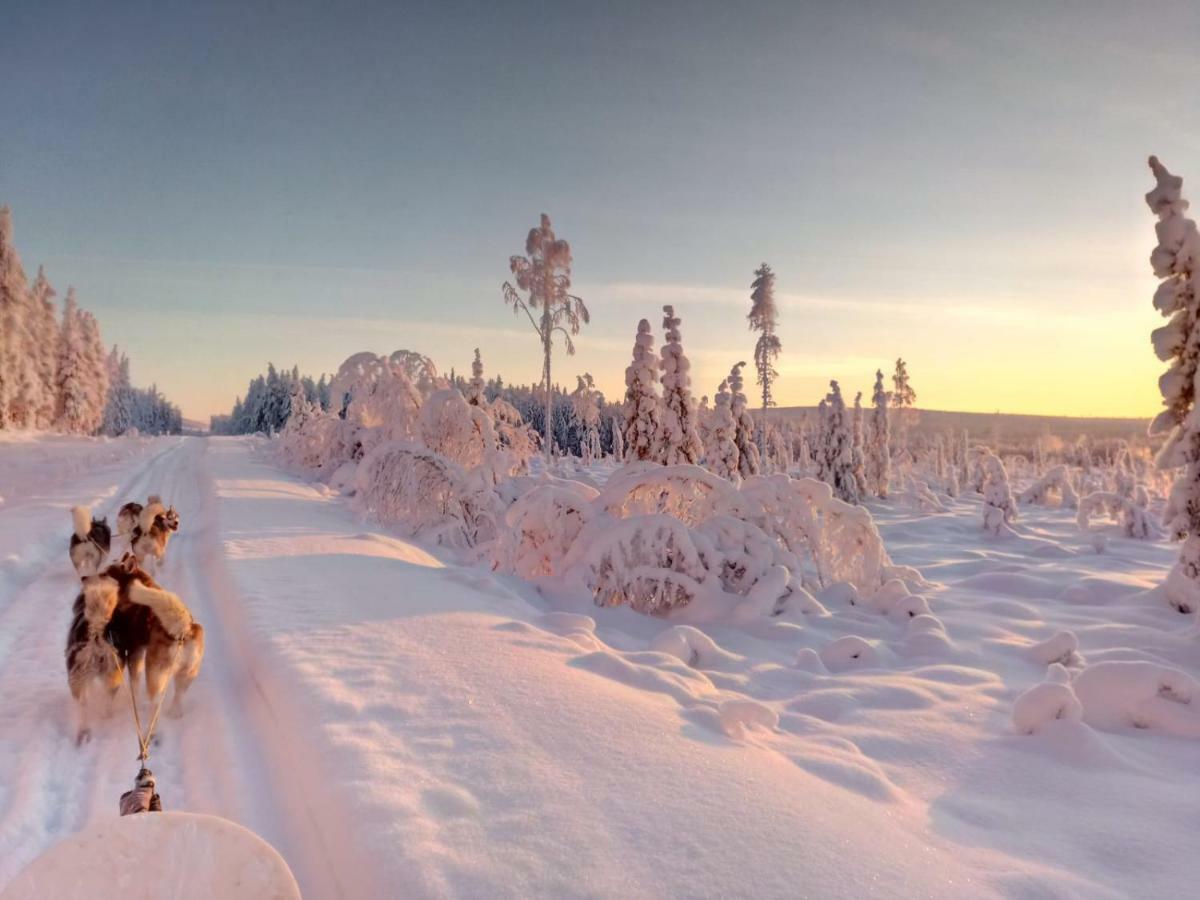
[1,435,1198,897]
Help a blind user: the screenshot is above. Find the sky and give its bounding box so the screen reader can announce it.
[2,0,1198,422]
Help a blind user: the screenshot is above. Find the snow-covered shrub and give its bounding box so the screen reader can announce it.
[573,514,716,615]
[355,441,498,548]
[850,392,867,498]
[980,450,1017,535]
[491,481,599,578]
[1077,491,1160,539]
[419,388,504,476]
[597,463,758,527]
[330,351,423,450]
[1018,464,1079,509]
[1073,660,1200,736]
[622,319,662,461]
[658,305,703,465]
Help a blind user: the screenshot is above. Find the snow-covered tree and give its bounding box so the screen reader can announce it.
[54,289,92,432]
[728,362,760,478]
[571,373,602,463]
[891,357,916,450]
[851,390,868,499]
[466,348,486,406]
[1145,156,1200,610]
[747,263,781,453]
[29,266,60,428]
[622,319,662,462]
[818,380,859,504]
[77,309,109,434]
[705,379,740,481]
[0,207,33,429]
[658,305,703,465]
[866,369,890,498]
[610,414,625,462]
[502,214,589,463]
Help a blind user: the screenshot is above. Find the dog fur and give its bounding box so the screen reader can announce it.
[103,555,204,720]
[64,576,123,744]
[69,506,111,577]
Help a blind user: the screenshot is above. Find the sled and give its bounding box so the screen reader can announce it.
[1,811,300,900]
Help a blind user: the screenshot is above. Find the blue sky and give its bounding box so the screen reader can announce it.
[3,0,1198,419]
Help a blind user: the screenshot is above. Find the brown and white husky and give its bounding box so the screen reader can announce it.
[65,555,204,745]
[124,499,180,573]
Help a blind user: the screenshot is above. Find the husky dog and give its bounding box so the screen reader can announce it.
[69,506,111,576]
[117,495,169,544]
[103,554,204,719]
[64,575,123,745]
[129,500,180,573]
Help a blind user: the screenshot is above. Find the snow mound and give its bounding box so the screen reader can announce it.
[1074,661,1200,737]
[820,636,880,672]
[1012,664,1083,735]
[718,699,779,740]
[649,625,740,670]
[1024,631,1081,667]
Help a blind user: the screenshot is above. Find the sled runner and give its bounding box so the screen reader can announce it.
[1,812,300,900]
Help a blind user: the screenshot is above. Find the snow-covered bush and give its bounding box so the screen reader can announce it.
[1018,464,1079,509]
[491,481,598,578]
[622,319,662,462]
[980,450,1017,535]
[355,441,498,548]
[1077,491,1160,539]
[658,305,703,465]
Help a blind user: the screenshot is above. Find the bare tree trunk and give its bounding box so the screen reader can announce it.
[542,307,553,464]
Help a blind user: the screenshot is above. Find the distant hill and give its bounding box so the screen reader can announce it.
[763,407,1150,444]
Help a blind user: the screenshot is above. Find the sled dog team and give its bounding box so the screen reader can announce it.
[66,496,204,745]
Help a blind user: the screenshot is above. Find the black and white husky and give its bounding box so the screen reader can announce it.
[69,506,111,577]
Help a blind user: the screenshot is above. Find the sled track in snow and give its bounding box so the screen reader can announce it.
[0,438,349,896]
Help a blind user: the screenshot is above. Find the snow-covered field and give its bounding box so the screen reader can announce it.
[1,435,1198,898]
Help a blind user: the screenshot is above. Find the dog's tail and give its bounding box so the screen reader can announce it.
[147,494,162,507]
[72,506,92,540]
[139,502,166,533]
[127,581,193,640]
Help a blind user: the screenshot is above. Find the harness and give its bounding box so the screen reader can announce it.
[108,638,185,815]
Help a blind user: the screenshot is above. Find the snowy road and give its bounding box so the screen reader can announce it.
[4,436,1200,899]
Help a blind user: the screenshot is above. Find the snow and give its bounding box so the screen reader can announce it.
[3,435,1200,897]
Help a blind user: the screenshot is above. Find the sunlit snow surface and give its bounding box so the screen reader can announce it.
[1,435,1197,898]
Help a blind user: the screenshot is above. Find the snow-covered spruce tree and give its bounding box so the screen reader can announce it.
[466,348,486,406]
[980,450,1017,536]
[77,310,109,434]
[851,390,868,498]
[818,380,860,504]
[866,369,890,498]
[610,414,625,462]
[502,214,589,463]
[1146,156,1200,610]
[571,373,602,463]
[728,361,760,477]
[747,263,781,455]
[54,288,92,432]
[29,266,61,429]
[705,378,740,481]
[622,319,662,461]
[891,357,916,450]
[658,305,704,465]
[0,207,33,429]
